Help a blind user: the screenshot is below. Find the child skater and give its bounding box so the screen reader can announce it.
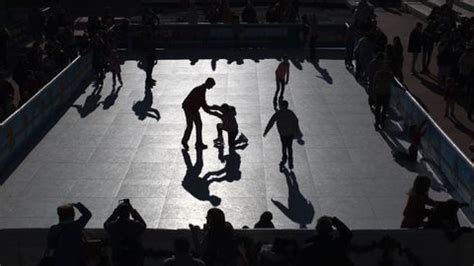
[109,49,123,87]
[211,103,248,148]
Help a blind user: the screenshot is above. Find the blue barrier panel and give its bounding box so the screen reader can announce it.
[390,82,474,207]
[0,54,92,172]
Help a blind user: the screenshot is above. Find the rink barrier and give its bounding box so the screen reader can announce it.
[0,228,473,266]
[0,53,92,172]
[389,80,474,207]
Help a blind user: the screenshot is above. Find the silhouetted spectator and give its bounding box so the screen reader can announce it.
[401,175,438,228]
[274,56,290,109]
[0,24,10,69]
[190,208,239,266]
[45,15,58,40]
[28,8,45,41]
[354,35,375,83]
[0,79,15,121]
[367,52,385,106]
[219,0,234,24]
[187,2,199,24]
[408,22,423,74]
[102,7,114,28]
[232,15,242,50]
[444,77,456,117]
[259,237,298,266]
[297,216,353,266]
[104,199,147,266]
[263,100,304,171]
[164,238,206,266]
[426,199,468,231]
[392,36,404,81]
[373,27,387,54]
[46,203,92,266]
[241,1,258,23]
[181,78,219,150]
[28,41,44,69]
[254,211,275,229]
[372,64,393,130]
[437,41,452,90]
[458,41,474,120]
[421,23,436,73]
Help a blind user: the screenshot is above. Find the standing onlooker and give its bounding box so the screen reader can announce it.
[297,216,353,266]
[254,211,275,229]
[421,23,435,73]
[263,100,304,171]
[104,199,147,266]
[437,41,452,90]
[46,203,92,266]
[367,52,385,106]
[164,238,206,266]
[401,175,438,228]
[144,26,157,85]
[444,77,456,117]
[458,41,474,120]
[408,22,423,74]
[392,36,404,81]
[0,24,10,70]
[241,1,258,23]
[372,64,394,130]
[354,35,375,83]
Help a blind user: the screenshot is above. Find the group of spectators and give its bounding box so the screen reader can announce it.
[0,7,81,122]
[45,201,354,266]
[183,0,300,24]
[408,2,474,119]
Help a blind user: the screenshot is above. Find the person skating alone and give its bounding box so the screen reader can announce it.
[181,77,219,150]
[274,56,290,110]
[263,100,304,171]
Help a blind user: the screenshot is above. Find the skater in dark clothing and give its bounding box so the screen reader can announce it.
[211,103,248,149]
[181,78,220,150]
[263,100,304,170]
[274,56,290,110]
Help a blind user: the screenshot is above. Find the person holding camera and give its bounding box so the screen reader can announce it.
[297,216,353,266]
[104,199,147,266]
[46,202,92,266]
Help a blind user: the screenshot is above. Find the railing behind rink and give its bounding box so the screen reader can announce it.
[345,21,473,207]
[390,80,474,207]
[0,53,92,172]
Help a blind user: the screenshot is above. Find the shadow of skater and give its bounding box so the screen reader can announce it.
[203,143,248,183]
[72,86,102,118]
[181,149,222,206]
[102,85,122,110]
[271,166,315,229]
[132,85,160,121]
[311,61,333,84]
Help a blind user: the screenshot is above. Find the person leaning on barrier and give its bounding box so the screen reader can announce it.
[104,199,147,266]
[46,202,92,266]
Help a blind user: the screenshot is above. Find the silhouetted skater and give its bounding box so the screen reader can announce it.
[263,100,304,170]
[271,167,314,228]
[104,199,147,266]
[274,56,290,110]
[143,26,157,85]
[132,85,160,121]
[109,49,123,87]
[211,103,248,149]
[182,149,222,206]
[181,78,219,150]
